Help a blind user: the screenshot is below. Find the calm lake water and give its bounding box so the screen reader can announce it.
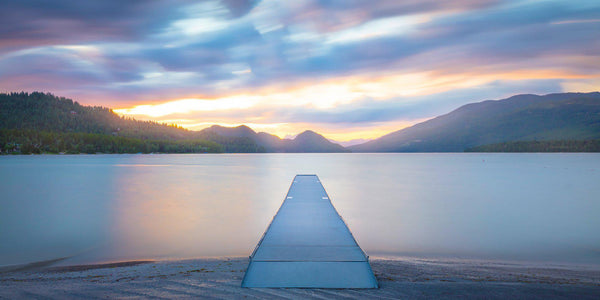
[1,153,599,267]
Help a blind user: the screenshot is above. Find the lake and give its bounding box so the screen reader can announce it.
[1,153,599,267]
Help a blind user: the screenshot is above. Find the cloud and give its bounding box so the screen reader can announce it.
[112,76,564,141]
[276,0,502,33]
[0,1,196,52]
[221,0,260,18]
[0,0,599,138]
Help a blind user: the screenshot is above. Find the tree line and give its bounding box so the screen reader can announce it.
[0,129,223,154]
[465,140,600,152]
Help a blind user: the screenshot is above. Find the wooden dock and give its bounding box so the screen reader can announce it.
[242,175,378,288]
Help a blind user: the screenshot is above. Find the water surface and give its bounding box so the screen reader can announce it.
[1,153,599,266]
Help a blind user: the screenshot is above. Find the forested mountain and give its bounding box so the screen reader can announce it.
[287,130,349,152]
[349,92,600,152]
[0,92,188,140]
[199,125,348,152]
[0,92,227,154]
[3,91,599,154]
[0,92,346,154]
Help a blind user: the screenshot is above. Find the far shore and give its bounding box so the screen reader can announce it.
[1,256,599,299]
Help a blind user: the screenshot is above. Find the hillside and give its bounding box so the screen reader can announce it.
[0,92,190,140]
[288,130,348,152]
[0,92,227,154]
[199,125,348,153]
[0,92,346,154]
[4,91,599,154]
[349,92,600,152]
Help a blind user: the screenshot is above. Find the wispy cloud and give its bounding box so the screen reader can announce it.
[0,0,599,140]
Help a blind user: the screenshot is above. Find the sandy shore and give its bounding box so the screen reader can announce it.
[1,257,599,299]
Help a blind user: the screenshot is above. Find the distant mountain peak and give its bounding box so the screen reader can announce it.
[209,124,253,131]
[330,138,373,147]
[203,124,256,137]
[295,130,320,138]
[290,130,348,152]
[198,125,348,152]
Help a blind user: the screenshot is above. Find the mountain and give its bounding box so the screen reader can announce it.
[349,92,600,152]
[333,138,373,147]
[4,91,599,154]
[0,92,224,154]
[288,130,348,152]
[0,92,190,140]
[199,125,348,153]
[199,124,256,138]
[0,92,347,154]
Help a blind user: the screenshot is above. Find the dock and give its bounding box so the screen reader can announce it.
[242,175,378,288]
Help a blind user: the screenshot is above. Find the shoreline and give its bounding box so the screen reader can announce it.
[2,256,598,299]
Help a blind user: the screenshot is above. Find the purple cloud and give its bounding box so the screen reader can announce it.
[0,0,598,133]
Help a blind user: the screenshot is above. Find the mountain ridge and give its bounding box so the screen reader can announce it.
[2,91,600,153]
[349,92,600,152]
[0,92,348,153]
[198,125,348,153]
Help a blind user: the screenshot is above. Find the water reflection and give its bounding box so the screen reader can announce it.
[108,158,268,261]
[0,154,599,266]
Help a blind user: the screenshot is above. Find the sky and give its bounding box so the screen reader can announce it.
[1,0,599,143]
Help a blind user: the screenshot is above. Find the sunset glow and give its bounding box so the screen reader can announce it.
[1,0,599,142]
[113,67,599,141]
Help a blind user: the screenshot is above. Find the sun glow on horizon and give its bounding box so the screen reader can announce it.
[115,67,599,111]
[2,0,599,136]
[112,70,461,140]
[114,96,259,117]
[111,65,600,142]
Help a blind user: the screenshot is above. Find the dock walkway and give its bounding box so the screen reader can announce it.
[242,175,378,288]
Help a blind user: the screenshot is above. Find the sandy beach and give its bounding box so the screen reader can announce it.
[1,257,599,299]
